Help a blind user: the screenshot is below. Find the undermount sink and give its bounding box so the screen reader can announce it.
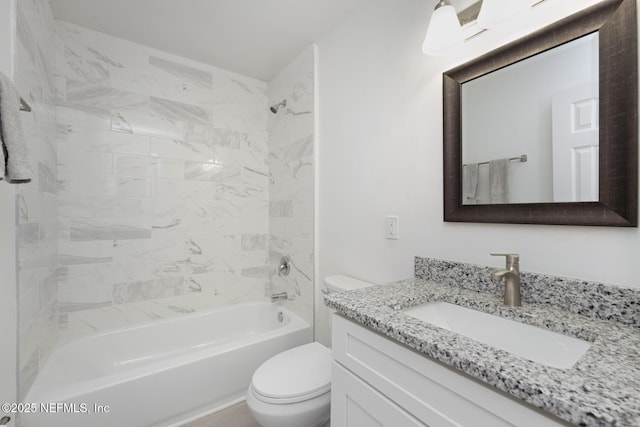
[403,301,591,369]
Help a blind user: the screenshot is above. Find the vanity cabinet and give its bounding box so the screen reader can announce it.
[331,314,570,427]
[332,363,424,426]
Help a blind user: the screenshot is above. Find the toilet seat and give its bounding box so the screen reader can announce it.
[251,342,331,405]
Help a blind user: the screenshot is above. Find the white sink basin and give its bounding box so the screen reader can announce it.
[403,301,591,369]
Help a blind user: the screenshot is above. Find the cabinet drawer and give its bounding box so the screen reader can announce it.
[332,362,426,427]
[332,314,568,427]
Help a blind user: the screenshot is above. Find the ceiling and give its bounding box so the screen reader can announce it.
[51,0,378,81]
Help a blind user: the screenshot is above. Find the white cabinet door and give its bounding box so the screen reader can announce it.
[332,362,426,427]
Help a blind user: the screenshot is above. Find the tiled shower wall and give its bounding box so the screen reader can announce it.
[15,0,58,397]
[268,47,315,325]
[55,22,271,339]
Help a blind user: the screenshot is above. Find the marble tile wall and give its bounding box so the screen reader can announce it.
[55,21,271,339]
[267,47,315,325]
[15,0,58,398]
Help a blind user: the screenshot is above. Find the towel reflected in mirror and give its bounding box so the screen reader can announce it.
[463,163,479,204]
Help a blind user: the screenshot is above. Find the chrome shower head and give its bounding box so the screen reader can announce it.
[270,99,287,114]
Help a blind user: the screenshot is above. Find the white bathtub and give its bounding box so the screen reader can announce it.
[22,302,311,427]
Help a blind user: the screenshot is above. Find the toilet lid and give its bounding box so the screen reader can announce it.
[252,342,332,403]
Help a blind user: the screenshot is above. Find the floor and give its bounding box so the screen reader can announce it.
[181,402,260,427]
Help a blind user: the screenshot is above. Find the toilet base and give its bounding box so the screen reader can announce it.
[246,384,330,427]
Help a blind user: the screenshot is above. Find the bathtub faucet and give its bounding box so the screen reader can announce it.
[271,292,291,303]
[279,255,291,277]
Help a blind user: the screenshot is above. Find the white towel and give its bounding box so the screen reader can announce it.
[463,163,479,204]
[0,71,32,183]
[489,158,509,203]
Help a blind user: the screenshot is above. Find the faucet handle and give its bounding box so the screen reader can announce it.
[490,253,520,265]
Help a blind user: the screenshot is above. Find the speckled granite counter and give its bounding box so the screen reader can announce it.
[324,259,640,427]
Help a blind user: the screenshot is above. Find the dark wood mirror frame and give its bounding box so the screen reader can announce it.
[443,0,638,226]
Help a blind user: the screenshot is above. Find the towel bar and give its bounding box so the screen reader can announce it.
[19,98,31,112]
[464,154,527,167]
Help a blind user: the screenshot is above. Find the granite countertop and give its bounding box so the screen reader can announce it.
[324,278,640,427]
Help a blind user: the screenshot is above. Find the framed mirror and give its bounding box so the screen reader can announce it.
[443,0,637,226]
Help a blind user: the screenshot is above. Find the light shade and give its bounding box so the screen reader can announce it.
[477,0,529,29]
[422,2,464,56]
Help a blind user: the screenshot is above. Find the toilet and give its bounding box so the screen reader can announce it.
[246,275,374,427]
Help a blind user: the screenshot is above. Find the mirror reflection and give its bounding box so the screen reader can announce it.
[461,33,599,205]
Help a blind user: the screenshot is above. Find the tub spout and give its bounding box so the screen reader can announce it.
[271,292,290,303]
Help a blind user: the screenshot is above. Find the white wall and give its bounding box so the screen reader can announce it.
[0,0,18,420]
[315,0,638,346]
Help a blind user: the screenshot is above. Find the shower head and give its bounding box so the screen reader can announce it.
[270,99,287,114]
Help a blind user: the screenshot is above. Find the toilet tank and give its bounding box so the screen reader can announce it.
[324,275,374,293]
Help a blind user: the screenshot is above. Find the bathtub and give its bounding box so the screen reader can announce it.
[22,302,311,427]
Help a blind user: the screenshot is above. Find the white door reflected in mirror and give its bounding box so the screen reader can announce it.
[552,83,599,202]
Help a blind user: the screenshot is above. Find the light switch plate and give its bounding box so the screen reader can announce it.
[385,216,399,240]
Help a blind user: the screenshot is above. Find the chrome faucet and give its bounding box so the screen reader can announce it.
[271,292,290,303]
[278,255,291,277]
[490,253,521,306]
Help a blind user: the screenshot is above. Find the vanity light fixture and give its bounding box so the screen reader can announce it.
[422,0,464,56]
[423,0,540,56]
